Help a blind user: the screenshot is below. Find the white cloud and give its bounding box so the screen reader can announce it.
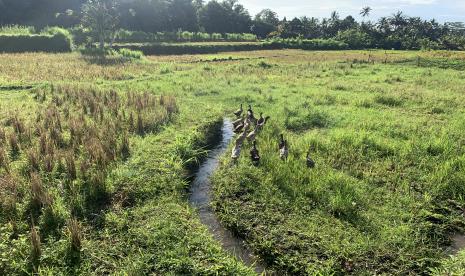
[238,0,461,22]
[386,0,436,4]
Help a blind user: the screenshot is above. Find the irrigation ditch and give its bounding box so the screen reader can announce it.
[188,118,268,275]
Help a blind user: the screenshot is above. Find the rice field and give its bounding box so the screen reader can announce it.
[1,49,465,275]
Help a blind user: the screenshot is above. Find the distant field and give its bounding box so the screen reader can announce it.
[1,49,465,274]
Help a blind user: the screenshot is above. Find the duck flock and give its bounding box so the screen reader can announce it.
[230,104,315,168]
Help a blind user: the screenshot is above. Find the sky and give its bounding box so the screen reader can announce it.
[238,0,465,22]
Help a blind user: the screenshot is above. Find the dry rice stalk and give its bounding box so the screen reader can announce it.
[67,218,82,253]
[30,224,41,264]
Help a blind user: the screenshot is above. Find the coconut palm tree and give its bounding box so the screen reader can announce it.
[377,17,391,34]
[360,6,372,19]
[390,11,407,32]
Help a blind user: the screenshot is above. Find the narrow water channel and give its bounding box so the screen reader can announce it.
[189,118,267,275]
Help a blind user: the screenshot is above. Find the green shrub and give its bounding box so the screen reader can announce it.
[0,25,35,35]
[336,29,372,49]
[195,32,211,41]
[419,38,441,50]
[118,48,144,59]
[41,27,73,48]
[80,47,118,56]
[264,38,348,50]
[41,26,70,37]
[0,34,72,53]
[115,29,161,43]
[225,33,257,41]
[69,26,92,46]
[211,33,222,40]
[440,35,465,50]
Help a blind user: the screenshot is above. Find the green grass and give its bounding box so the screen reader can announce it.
[1,49,465,274]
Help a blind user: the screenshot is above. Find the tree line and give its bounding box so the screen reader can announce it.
[1,0,465,49]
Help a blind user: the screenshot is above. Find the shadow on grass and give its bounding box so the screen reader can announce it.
[80,55,128,66]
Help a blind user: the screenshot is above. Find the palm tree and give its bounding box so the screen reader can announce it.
[377,17,390,34]
[360,6,372,18]
[360,6,372,30]
[391,11,407,32]
[330,11,339,22]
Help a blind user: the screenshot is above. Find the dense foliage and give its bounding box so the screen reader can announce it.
[1,1,464,50]
[112,42,265,55]
[114,30,256,43]
[0,33,72,53]
[112,39,348,55]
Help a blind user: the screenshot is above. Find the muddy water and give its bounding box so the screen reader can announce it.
[447,234,465,255]
[189,118,267,275]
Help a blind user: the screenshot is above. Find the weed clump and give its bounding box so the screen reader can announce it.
[285,108,332,131]
[30,225,41,268]
[0,174,17,217]
[8,132,20,157]
[374,95,403,107]
[67,218,82,254]
[258,61,272,69]
[0,147,10,172]
[118,48,144,60]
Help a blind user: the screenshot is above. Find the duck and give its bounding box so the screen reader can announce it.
[243,118,252,131]
[234,122,244,133]
[233,104,243,117]
[257,114,270,131]
[232,116,244,128]
[231,144,242,160]
[247,105,257,125]
[278,134,285,150]
[235,129,247,146]
[247,127,258,142]
[247,105,253,117]
[257,113,265,125]
[306,148,315,168]
[279,134,289,160]
[232,130,247,160]
[250,141,260,164]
